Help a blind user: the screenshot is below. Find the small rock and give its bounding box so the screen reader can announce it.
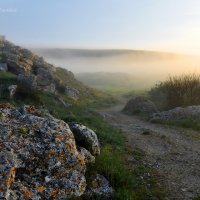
[0,63,8,71]
[45,176,51,183]
[69,122,100,156]
[78,147,95,165]
[65,86,80,100]
[84,174,113,199]
[8,85,17,98]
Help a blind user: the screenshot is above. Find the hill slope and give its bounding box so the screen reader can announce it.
[0,39,96,101]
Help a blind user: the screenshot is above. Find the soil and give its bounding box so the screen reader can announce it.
[99,101,200,200]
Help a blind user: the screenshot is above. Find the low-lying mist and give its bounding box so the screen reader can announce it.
[33,48,200,92]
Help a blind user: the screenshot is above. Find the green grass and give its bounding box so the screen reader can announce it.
[0,71,16,80]
[160,116,200,131]
[0,72,17,100]
[193,197,200,200]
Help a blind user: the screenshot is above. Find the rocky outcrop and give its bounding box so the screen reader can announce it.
[150,105,200,123]
[0,40,57,93]
[0,40,88,96]
[69,123,100,156]
[0,41,35,74]
[123,96,158,116]
[0,104,112,199]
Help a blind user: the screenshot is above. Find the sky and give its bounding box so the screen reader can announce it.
[1,0,200,53]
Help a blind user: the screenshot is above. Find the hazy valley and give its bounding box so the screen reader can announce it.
[34,48,200,93]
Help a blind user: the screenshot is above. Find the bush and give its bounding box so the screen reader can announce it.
[14,83,40,104]
[149,74,200,110]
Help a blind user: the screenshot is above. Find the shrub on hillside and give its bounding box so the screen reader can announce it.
[14,83,40,103]
[149,74,200,110]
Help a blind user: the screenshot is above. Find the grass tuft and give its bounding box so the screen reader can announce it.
[149,73,200,110]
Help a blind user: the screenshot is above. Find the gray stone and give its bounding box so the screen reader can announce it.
[78,147,95,165]
[150,105,200,123]
[17,74,37,90]
[65,86,80,100]
[69,123,100,156]
[123,96,158,116]
[0,63,8,71]
[8,85,17,98]
[84,174,113,199]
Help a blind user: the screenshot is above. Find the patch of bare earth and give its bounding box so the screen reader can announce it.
[99,105,200,200]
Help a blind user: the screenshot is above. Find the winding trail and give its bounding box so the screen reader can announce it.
[98,101,200,200]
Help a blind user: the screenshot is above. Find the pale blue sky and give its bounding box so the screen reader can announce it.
[1,0,200,53]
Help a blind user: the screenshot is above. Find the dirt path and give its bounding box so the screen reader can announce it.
[99,103,200,200]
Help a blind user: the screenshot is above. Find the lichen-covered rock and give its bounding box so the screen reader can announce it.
[84,174,113,199]
[0,105,87,199]
[123,96,158,116]
[0,150,19,199]
[69,123,100,156]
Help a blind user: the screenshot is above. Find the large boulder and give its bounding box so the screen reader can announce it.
[123,96,158,116]
[0,105,87,199]
[69,123,100,156]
